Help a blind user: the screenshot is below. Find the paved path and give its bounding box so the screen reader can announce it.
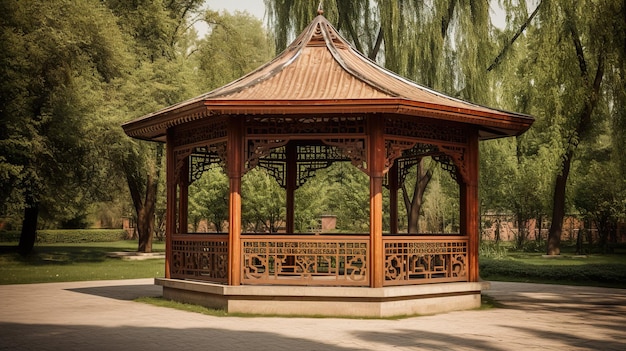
[0,279,624,350]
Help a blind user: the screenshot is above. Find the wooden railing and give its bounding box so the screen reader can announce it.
[171,234,228,283]
[241,234,369,286]
[169,233,468,287]
[383,235,468,285]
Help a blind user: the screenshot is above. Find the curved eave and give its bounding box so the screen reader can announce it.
[122,98,534,142]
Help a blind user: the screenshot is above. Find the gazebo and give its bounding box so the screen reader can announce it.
[123,13,533,317]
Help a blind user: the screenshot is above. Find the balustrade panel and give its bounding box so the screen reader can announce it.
[171,234,229,283]
[384,236,468,286]
[241,235,369,286]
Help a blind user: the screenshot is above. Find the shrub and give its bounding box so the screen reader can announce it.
[480,258,626,286]
[479,241,508,259]
[0,229,127,243]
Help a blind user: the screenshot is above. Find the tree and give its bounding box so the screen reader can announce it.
[497,0,626,255]
[0,0,129,254]
[189,166,229,232]
[242,168,286,233]
[104,0,205,252]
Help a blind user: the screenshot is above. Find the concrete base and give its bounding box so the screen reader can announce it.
[155,278,484,318]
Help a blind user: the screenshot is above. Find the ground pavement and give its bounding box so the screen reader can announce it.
[0,279,624,350]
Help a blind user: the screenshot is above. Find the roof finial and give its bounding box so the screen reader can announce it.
[317,1,324,16]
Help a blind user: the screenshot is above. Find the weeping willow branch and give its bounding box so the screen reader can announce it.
[487,0,543,72]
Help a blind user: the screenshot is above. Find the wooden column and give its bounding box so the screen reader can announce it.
[178,159,189,234]
[389,161,399,234]
[286,142,297,234]
[461,131,480,282]
[368,117,385,288]
[165,130,176,279]
[227,118,244,285]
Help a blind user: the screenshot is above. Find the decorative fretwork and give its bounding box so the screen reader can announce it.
[296,144,350,187]
[321,138,366,171]
[383,236,467,286]
[248,142,356,188]
[171,235,229,283]
[246,139,288,172]
[246,116,366,136]
[385,117,467,145]
[384,142,466,187]
[241,235,369,286]
[189,143,227,183]
[438,145,467,182]
[173,118,228,147]
[385,139,417,171]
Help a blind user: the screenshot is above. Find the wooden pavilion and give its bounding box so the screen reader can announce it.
[122,13,533,317]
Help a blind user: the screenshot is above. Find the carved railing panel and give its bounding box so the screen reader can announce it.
[168,234,467,287]
[171,234,228,283]
[241,235,369,286]
[383,236,467,286]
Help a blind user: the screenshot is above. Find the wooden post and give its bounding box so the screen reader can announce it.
[462,131,480,282]
[165,130,176,279]
[179,159,189,234]
[286,142,297,234]
[369,116,385,288]
[389,161,399,234]
[228,118,244,285]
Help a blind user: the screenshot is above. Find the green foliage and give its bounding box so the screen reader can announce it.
[189,166,229,232]
[242,168,286,232]
[197,10,273,89]
[0,0,131,224]
[479,241,509,259]
[480,257,626,288]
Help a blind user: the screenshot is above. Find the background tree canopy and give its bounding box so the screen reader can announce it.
[1,0,624,255]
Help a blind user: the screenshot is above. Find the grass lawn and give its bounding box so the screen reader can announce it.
[0,241,165,285]
[480,252,626,288]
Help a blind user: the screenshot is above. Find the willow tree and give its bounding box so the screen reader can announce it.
[497,0,626,255]
[264,0,496,232]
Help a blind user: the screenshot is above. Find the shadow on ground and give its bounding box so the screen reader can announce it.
[67,284,162,301]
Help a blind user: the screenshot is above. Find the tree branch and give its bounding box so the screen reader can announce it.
[487,1,543,72]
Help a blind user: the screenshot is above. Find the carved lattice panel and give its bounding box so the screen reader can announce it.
[173,118,228,147]
[384,117,467,145]
[321,138,366,171]
[246,116,366,136]
[189,143,227,184]
[247,142,355,188]
[241,235,369,286]
[383,237,467,286]
[384,142,465,187]
[171,235,229,283]
[246,139,288,172]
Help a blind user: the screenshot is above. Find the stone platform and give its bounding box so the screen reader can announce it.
[155,278,484,317]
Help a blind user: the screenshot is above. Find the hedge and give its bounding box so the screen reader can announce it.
[0,229,127,243]
[480,258,626,286]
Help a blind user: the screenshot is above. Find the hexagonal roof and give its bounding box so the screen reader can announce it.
[123,14,533,141]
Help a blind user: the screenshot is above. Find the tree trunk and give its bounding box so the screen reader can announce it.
[18,200,39,256]
[125,145,163,253]
[402,159,433,233]
[547,149,573,255]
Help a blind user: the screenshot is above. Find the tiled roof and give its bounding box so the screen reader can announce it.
[123,15,533,141]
